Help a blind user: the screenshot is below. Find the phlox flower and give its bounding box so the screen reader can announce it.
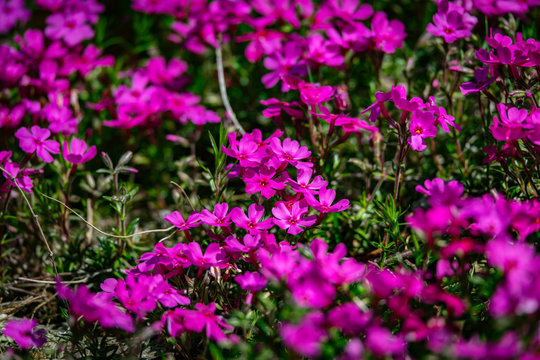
[2,318,47,349]
[280,311,327,358]
[222,132,265,167]
[45,12,94,47]
[460,67,496,95]
[225,234,261,253]
[183,242,227,269]
[0,0,30,34]
[288,168,327,195]
[304,34,344,68]
[164,211,201,231]
[0,160,37,194]
[200,203,231,227]
[0,104,25,128]
[145,56,187,85]
[236,26,285,63]
[235,271,267,291]
[269,137,312,168]
[365,326,406,356]
[62,138,97,164]
[299,81,335,105]
[328,303,371,335]
[371,12,406,54]
[43,102,78,135]
[257,245,299,280]
[243,166,287,199]
[491,103,530,142]
[230,204,273,234]
[426,1,477,43]
[272,201,316,235]
[262,41,308,92]
[415,178,464,207]
[56,281,134,332]
[60,44,114,77]
[408,111,437,151]
[15,126,60,163]
[305,186,350,213]
[314,0,373,28]
[289,263,336,307]
[179,302,233,342]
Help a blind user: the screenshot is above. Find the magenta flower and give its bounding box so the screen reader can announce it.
[304,34,344,68]
[145,56,187,85]
[371,12,406,54]
[0,105,24,128]
[426,1,477,43]
[230,204,274,234]
[62,138,97,164]
[289,168,328,195]
[200,203,231,227]
[299,82,335,105]
[306,186,350,213]
[179,302,233,342]
[0,0,30,34]
[328,303,370,335]
[460,67,496,95]
[222,132,265,167]
[56,281,134,332]
[235,271,267,291]
[45,12,94,47]
[262,41,308,91]
[269,137,312,168]
[280,312,327,357]
[365,326,406,356]
[243,166,287,199]
[236,26,285,63]
[225,233,261,253]
[15,126,60,163]
[183,242,227,269]
[2,318,47,349]
[43,103,78,135]
[491,104,530,142]
[60,44,114,77]
[408,111,437,151]
[0,161,36,194]
[272,201,316,235]
[164,211,201,231]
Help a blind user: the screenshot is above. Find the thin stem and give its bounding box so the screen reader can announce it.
[216,36,245,135]
[37,190,175,239]
[0,166,59,279]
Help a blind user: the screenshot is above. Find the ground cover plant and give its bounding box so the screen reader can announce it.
[0,0,539,358]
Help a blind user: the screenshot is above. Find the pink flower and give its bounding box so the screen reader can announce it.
[200,203,231,227]
[289,168,328,195]
[305,186,350,213]
[269,137,312,168]
[408,111,437,151]
[371,12,406,54]
[179,302,233,342]
[2,318,47,349]
[45,12,94,47]
[145,56,187,85]
[460,67,496,95]
[0,0,30,34]
[15,126,60,163]
[299,82,335,105]
[62,138,97,164]
[272,201,316,235]
[491,103,530,142]
[262,41,308,91]
[280,312,327,357]
[56,281,134,332]
[243,166,287,199]
[60,44,114,77]
[164,211,201,231]
[426,1,477,43]
[230,204,274,234]
[183,242,227,269]
[235,271,267,291]
[222,132,265,167]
